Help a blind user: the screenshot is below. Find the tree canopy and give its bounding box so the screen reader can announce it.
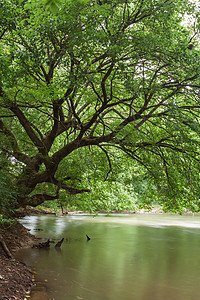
[1,0,200,213]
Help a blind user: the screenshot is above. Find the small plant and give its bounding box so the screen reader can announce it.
[0,214,16,228]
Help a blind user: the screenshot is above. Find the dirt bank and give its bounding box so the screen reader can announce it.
[0,222,38,300]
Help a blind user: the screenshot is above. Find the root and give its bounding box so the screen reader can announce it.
[0,233,14,259]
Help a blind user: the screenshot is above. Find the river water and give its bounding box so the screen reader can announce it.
[16,214,200,300]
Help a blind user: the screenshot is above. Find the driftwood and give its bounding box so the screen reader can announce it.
[32,239,50,249]
[86,234,91,241]
[0,233,14,259]
[55,238,64,248]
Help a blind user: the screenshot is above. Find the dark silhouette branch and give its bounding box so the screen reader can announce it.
[98,145,112,180]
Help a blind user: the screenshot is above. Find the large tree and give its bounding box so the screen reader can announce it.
[1,0,200,210]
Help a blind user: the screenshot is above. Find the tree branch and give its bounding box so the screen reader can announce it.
[0,119,30,164]
[43,101,60,151]
[51,178,91,195]
[98,145,112,180]
[101,62,114,102]
[9,104,46,154]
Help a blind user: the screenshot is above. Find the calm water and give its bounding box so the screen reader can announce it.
[16,214,200,300]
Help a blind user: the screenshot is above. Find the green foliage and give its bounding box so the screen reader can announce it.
[1,0,200,213]
[0,157,17,219]
[0,214,16,226]
[44,0,60,13]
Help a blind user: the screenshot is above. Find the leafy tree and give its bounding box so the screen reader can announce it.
[1,0,200,211]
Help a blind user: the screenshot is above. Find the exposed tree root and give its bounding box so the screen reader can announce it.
[0,233,14,259]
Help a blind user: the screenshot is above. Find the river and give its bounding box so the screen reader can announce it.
[16,213,200,300]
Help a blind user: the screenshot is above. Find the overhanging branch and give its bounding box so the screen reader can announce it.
[0,119,30,164]
[98,145,112,180]
[50,177,91,195]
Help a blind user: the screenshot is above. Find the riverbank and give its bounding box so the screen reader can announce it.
[16,205,165,217]
[0,222,39,300]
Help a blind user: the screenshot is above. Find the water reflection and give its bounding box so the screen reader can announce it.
[16,214,200,300]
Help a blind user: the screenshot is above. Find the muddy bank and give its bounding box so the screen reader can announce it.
[0,222,38,300]
[16,205,165,217]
